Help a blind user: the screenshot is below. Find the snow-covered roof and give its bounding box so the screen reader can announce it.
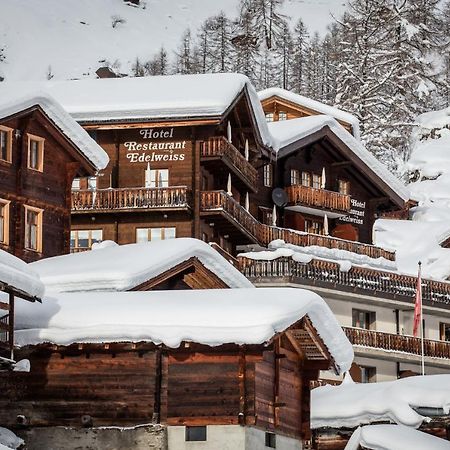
[0,249,44,299]
[267,115,409,203]
[0,74,272,147]
[0,427,24,450]
[14,287,353,373]
[30,238,253,292]
[345,425,450,450]
[312,374,450,429]
[239,239,397,273]
[0,91,109,170]
[258,87,361,140]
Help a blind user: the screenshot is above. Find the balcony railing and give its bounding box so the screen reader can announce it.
[344,327,450,359]
[238,257,450,308]
[202,191,395,260]
[72,187,190,212]
[286,185,351,213]
[200,137,258,188]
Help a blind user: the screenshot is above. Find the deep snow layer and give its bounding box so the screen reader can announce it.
[31,238,253,292]
[14,287,354,373]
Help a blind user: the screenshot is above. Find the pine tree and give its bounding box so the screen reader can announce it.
[174,29,196,74]
[290,19,310,94]
[145,47,168,75]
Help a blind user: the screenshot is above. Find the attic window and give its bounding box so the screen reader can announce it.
[278,111,287,121]
[185,426,207,442]
[27,134,45,172]
[265,112,274,122]
[0,126,13,163]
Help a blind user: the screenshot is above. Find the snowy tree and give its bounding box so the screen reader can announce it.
[290,19,310,94]
[174,29,199,74]
[145,47,168,75]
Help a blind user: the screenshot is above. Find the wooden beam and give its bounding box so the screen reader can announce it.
[82,118,221,130]
[8,293,14,359]
[0,302,9,311]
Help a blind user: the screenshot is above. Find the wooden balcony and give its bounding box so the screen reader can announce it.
[344,327,450,360]
[238,257,450,309]
[72,187,191,213]
[286,185,351,215]
[201,190,394,260]
[200,137,258,191]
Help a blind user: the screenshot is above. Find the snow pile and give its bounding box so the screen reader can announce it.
[239,239,397,272]
[267,115,408,203]
[0,73,271,147]
[312,374,450,429]
[31,238,253,292]
[0,91,108,170]
[345,425,450,450]
[374,106,450,280]
[0,249,44,299]
[259,87,361,140]
[0,427,23,450]
[14,288,354,373]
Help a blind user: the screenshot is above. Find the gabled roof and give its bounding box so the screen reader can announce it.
[0,92,109,171]
[14,287,353,373]
[268,115,409,206]
[30,238,254,292]
[0,249,44,300]
[259,87,361,140]
[0,74,272,148]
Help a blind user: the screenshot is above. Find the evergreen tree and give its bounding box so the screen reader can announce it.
[290,19,310,94]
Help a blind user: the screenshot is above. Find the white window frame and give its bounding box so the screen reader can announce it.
[24,205,43,252]
[0,199,10,245]
[136,227,176,242]
[27,133,45,172]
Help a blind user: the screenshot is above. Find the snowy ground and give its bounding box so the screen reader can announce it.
[0,0,347,81]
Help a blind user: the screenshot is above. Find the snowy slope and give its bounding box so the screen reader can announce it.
[0,0,347,82]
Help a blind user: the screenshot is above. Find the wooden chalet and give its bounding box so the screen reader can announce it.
[0,93,108,262]
[0,75,405,261]
[0,288,353,449]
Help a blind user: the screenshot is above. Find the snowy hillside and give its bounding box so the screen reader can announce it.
[0,0,346,82]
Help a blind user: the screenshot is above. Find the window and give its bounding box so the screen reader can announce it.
[72,178,81,190]
[278,111,287,121]
[263,164,273,187]
[0,126,12,163]
[265,112,274,122]
[87,176,97,190]
[147,169,169,188]
[440,323,450,342]
[312,173,322,189]
[352,309,375,330]
[265,432,276,448]
[27,134,44,171]
[70,229,103,251]
[0,200,10,245]
[338,179,350,195]
[136,227,176,243]
[305,219,323,235]
[290,169,300,185]
[360,366,376,383]
[24,206,43,252]
[185,426,207,442]
[301,171,311,187]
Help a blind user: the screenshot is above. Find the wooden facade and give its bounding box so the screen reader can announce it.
[0,106,98,262]
[70,87,404,257]
[0,317,335,446]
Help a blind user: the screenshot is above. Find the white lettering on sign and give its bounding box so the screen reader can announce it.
[340,198,366,225]
[124,128,187,163]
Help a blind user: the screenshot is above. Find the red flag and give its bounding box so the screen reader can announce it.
[413,264,422,338]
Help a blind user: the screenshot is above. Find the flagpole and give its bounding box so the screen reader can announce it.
[419,261,425,376]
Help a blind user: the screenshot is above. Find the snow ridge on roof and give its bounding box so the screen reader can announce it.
[0,249,44,299]
[30,238,254,292]
[14,288,353,373]
[312,374,450,429]
[0,92,109,170]
[259,87,361,140]
[0,74,272,147]
[268,115,409,202]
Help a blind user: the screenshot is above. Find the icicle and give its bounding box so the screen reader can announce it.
[245,192,250,211]
[227,121,232,143]
[324,214,329,235]
[227,173,233,196]
[245,139,249,161]
[272,204,277,226]
[145,162,151,188]
[321,167,326,189]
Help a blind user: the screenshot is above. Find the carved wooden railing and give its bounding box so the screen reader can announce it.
[286,185,351,213]
[238,257,450,308]
[72,187,190,212]
[209,242,239,267]
[200,137,258,187]
[0,314,9,344]
[344,327,450,359]
[202,191,395,260]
